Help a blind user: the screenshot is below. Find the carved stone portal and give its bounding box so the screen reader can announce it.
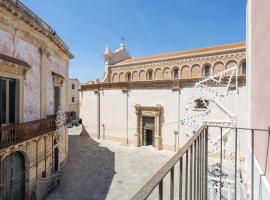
[135,104,163,150]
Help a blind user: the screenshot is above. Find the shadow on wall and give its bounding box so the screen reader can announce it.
[46,127,116,200]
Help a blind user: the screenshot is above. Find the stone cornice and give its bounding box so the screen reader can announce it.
[81,76,246,91]
[0,0,73,59]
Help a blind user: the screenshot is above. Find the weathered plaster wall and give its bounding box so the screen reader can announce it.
[0,28,68,119]
[47,56,67,115]
[0,28,41,121]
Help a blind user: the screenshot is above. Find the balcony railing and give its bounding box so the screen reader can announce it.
[0,116,56,149]
[132,125,270,200]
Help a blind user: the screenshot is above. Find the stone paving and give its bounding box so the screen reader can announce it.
[45,126,174,200]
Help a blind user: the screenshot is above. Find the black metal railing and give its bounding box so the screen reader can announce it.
[132,126,208,200]
[132,125,270,200]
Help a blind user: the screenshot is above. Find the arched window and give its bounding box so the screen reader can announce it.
[147,70,153,80]
[241,61,246,75]
[126,72,131,82]
[173,68,179,79]
[204,65,210,78]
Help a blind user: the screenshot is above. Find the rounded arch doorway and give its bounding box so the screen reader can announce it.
[1,151,26,200]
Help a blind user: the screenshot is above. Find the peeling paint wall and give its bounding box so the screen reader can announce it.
[0,28,68,121]
[0,29,41,121]
[47,56,67,115]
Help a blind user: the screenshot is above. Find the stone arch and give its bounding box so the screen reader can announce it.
[181,65,190,79]
[213,62,225,75]
[202,63,212,78]
[132,71,139,81]
[125,71,132,82]
[139,70,146,81]
[146,68,154,80]
[112,73,118,82]
[1,150,30,199]
[172,66,180,79]
[239,59,246,75]
[119,72,125,82]
[226,60,238,76]
[155,68,163,80]
[163,67,171,79]
[191,64,201,78]
[226,60,238,70]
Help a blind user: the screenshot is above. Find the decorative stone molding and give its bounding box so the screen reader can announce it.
[135,104,163,150]
[81,76,246,91]
[0,53,31,77]
[52,72,64,87]
[0,0,73,59]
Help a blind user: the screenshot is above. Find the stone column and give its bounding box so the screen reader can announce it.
[39,48,48,119]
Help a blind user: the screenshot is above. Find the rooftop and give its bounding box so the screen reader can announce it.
[113,42,245,66]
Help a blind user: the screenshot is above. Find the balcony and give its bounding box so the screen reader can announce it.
[132,125,269,200]
[0,116,56,149]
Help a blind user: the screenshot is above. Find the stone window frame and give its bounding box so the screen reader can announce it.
[135,104,163,150]
[0,55,31,123]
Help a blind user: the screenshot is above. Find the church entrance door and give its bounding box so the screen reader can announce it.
[142,117,155,147]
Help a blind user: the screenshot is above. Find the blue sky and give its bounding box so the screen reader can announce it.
[20,0,246,83]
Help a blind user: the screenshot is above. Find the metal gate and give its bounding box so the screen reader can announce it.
[1,152,25,200]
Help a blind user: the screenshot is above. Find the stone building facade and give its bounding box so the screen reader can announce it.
[0,0,72,199]
[67,78,80,119]
[81,42,247,151]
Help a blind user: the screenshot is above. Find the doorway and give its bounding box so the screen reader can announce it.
[142,117,155,147]
[1,152,25,200]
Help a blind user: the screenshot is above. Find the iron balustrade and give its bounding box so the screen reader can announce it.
[132,126,208,200]
[0,116,56,149]
[132,125,270,200]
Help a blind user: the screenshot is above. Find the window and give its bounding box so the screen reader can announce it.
[242,62,246,75]
[0,77,19,125]
[173,68,179,79]
[72,97,75,103]
[194,99,209,109]
[54,86,61,114]
[72,84,75,90]
[204,65,210,78]
[147,70,153,80]
[127,73,131,82]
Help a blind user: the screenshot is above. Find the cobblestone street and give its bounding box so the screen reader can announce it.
[46,126,174,200]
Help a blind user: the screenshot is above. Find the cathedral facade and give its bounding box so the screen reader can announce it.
[80,42,246,151]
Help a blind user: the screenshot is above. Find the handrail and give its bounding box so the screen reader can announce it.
[0,116,56,149]
[131,125,207,200]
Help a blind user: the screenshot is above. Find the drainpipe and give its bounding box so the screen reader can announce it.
[177,89,181,150]
[95,90,100,139]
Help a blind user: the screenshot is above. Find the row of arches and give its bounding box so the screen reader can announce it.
[111,60,246,82]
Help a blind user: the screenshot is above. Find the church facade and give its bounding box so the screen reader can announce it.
[80,42,246,151]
